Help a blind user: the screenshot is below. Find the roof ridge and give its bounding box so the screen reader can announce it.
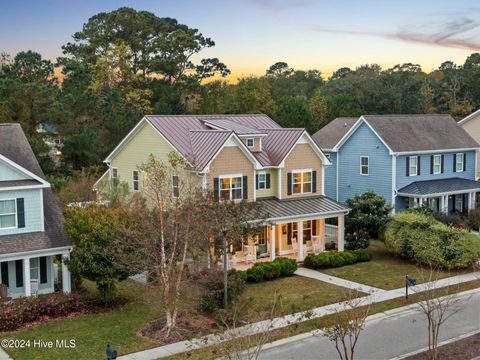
[189,129,232,133]
[364,114,452,117]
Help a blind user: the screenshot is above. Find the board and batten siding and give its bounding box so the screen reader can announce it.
[0,160,29,181]
[395,150,476,190]
[337,122,393,204]
[0,188,43,236]
[323,152,337,200]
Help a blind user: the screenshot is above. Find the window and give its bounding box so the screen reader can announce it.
[219,176,243,200]
[246,138,254,148]
[30,258,39,281]
[455,153,464,172]
[433,155,441,174]
[258,172,266,190]
[303,220,311,243]
[409,156,418,176]
[292,170,312,194]
[0,199,16,229]
[132,170,139,191]
[291,222,298,243]
[172,175,179,198]
[111,167,118,187]
[455,195,463,212]
[360,156,369,175]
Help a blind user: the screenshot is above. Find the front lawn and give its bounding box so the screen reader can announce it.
[321,240,471,290]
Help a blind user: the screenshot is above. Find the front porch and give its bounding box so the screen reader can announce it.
[0,249,71,300]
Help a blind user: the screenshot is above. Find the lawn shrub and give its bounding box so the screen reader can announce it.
[241,257,298,283]
[345,230,370,250]
[385,211,480,269]
[304,249,371,270]
[0,292,90,331]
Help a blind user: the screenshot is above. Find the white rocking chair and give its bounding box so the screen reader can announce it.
[244,244,257,264]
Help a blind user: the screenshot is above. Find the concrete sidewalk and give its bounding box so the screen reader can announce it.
[117,270,480,360]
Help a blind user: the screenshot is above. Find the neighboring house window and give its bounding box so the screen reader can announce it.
[433,155,441,174]
[409,156,419,176]
[111,167,118,187]
[172,175,179,198]
[246,138,254,148]
[258,172,266,190]
[292,170,312,194]
[455,153,464,172]
[220,176,243,200]
[132,170,139,191]
[360,156,369,175]
[0,199,16,229]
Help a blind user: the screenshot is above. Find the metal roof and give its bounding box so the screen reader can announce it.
[397,178,480,196]
[203,119,266,135]
[189,130,233,170]
[257,195,349,222]
[261,128,305,166]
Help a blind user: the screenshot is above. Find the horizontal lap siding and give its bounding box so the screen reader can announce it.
[460,117,480,178]
[0,161,29,181]
[256,169,277,198]
[324,152,337,200]
[0,188,42,235]
[338,123,392,204]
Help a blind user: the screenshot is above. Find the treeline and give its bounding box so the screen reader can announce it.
[0,7,479,177]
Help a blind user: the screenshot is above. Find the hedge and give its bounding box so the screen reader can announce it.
[304,249,371,269]
[240,257,298,283]
[384,211,480,269]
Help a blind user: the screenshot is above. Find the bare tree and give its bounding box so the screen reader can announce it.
[320,290,370,360]
[415,269,466,360]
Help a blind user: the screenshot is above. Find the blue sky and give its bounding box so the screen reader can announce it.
[1,0,479,79]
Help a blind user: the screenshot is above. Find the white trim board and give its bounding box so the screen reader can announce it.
[458,108,480,125]
[0,155,50,188]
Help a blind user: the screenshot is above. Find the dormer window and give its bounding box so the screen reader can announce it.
[246,138,254,148]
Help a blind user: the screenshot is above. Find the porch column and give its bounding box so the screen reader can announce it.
[23,258,31,297]
[319,218,326,252]
[298,221,304,261]
[418,197,424,208]
[61,253,71,294]
[468,192,473,212]
[473,192,477,210]
[444,195,449,213]
[337,215,345,252]
[270,224,276,261]
[440,196,444,213]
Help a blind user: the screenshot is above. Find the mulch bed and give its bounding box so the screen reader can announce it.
[406,332,480,360]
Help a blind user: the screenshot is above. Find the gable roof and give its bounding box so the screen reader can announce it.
[313,114,480,153]
[189,130,234,170]
[312,117,358,150]
[0,123,70,255]
[458,108,480,125]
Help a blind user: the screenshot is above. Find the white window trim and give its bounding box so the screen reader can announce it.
[246,138,254,148]
[360,156,369,176]
[291,169,313,194]
[0,198,17,230]
[30,257,39,281]
[409,156,418,177]
[111,167,118,180]
[132,170,140,192]
[433,155,441,174]
[258,171,267,190]
[219,174,243,200]
[455,153,464,173]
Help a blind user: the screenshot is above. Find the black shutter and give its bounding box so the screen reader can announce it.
[40,257,47,284]
[16,198,25,228]
[312,220,317,236]
[312,171,317,193]
[242,176,248,199]
[266,173,271,189]
[287,173,292,195]
[464,152,467,171]
[1,262,9,288]
[406,156,410,176]
[255,174,259,190]
[417,156,421,175]
[441,155,445,173]
[213,178,219,201]
[287,223,292,245]
[15,260,23,288]
[430,155,434,174]
[453,153,456,172]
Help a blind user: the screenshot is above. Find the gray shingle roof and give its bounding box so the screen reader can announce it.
[312,117,358,150]
[257,195,349,222]
[0,123,70,256]
[397,178,480,196]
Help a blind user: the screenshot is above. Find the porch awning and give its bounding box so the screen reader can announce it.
[397,177,480,197]
[257,195,349,223]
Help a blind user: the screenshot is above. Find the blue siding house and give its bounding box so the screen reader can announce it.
[0,124,72,299]
[313,115,480,213]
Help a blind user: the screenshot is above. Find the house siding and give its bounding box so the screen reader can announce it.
[337,122,392,204]
[0,188,43,236]
[324,152,337,200]
[460,114,480,178]
[256,169,277,198]
[0,160,29,181]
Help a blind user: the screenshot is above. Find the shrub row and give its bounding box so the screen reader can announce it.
[304,249,371,269]
[385,211,480,269]
[0,292,90,331]
[240,257,298,283]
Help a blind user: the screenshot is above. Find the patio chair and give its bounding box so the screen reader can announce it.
[244,244,257,264]
[311,235,325,254]
[30,279,39,297]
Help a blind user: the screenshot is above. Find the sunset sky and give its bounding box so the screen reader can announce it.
[1,0,479,80]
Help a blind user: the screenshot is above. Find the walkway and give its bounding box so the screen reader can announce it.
[117,270,480,360]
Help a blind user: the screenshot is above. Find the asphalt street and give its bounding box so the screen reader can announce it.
[259,290,480,360]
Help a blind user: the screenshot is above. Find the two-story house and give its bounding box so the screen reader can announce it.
[313,115,480,214]
[0,124,71,298]
[96,114,349,263]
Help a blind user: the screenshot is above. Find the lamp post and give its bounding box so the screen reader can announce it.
[222,227,228,309]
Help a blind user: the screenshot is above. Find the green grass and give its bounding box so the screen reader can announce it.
[321,240,470,290]
[236,276,363,320]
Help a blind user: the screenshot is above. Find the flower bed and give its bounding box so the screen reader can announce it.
[304,249,371,269]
